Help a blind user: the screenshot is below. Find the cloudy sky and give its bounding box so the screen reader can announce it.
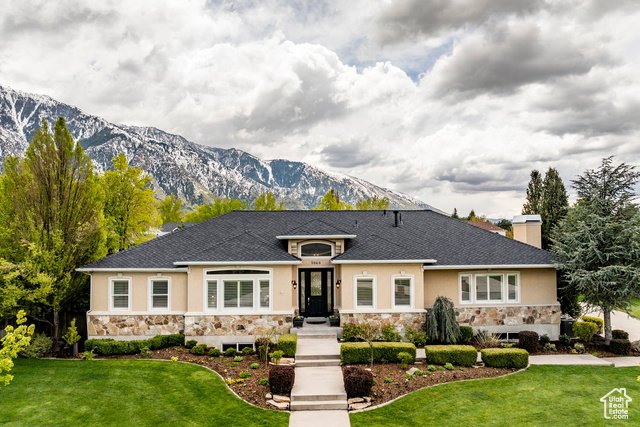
[2,0,640,217]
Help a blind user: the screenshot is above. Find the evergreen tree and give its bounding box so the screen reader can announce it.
[158,194,183,224]
[356,196,389,210]
[184,198,249,222]
[254,192,284,210]
[522,169,543,215]
[540,168,568,250]
[0,117,106,342]
[552,157,640,345]
[102,153,160,252]
[313,189,353,210]
[451,208,460,219]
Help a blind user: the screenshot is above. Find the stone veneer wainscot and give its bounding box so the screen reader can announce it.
[340,312,425,334]
[454,305,561,327]
[184,315,293,337]
[88,315,185,337]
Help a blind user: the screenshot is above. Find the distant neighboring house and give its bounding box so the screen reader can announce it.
[78,210,559,349]
[468,221,507,236]
[156,222,197,237]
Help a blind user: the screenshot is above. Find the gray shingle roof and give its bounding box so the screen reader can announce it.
[80,210,555,270]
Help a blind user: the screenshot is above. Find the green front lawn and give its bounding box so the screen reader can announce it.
[0,359,288,426]
[351,365,640,426]
[623,298,640,319]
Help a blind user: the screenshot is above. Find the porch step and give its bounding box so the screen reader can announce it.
[292,392,347,402]
[296,353,340,361]
[296,332,337,339]
[289,400,348,411]
[295,358,341,367]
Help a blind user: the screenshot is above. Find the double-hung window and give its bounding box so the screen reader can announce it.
[393,277,413,308]
[111,278,130,311]
[149,279,170,310]
[458,273,520,304]
[355,277,375,308]
[204,269,271,312]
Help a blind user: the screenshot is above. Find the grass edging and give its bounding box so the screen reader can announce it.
[349,367,529,413]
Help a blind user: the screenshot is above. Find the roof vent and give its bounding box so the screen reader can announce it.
[393,210,399,227]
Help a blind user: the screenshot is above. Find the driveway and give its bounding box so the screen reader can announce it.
[581,306,640,341]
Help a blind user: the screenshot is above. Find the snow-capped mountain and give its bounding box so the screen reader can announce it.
[0,84,430,209]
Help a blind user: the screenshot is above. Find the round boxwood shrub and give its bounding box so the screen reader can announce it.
[342,366,373,398]
[269,365,295,395]
[185,340,198,349]
[573,321,598,343]
[209,348,221,357]
[518,331,539,353]
[225,347,237,357]
[190,344,207,355]
[458,326,474,344]
[612,330,629,340]
[609,339,631,356]
[582,316,603,334]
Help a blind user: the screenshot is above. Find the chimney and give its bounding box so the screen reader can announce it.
[512,215,542,248]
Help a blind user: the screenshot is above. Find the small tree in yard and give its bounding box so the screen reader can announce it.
[1,310,35,386]
[425,296,460,344]
[356,323,380,369]
[62,318,81,356]
[553,157,640,345]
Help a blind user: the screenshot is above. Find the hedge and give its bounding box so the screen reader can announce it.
[459,326,474,343]
[343,366,373,398]
[582,316,603,334]
[269,365,295,395]
[85,334,185,355]
[612,329,629,340]
[518,331,539,353]
[424,345,477,367]
[340,342,416,365]
[278,334,298,357]
[481,348,529,369]
[609,339,631,356]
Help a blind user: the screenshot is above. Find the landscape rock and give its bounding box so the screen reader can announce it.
[348,397,364,404]
[406,368,419,375]
[363,397,371,402]
[272,394,290,403]
[265,393,272,399]
[631,340,640,352]
[267,400,289,410]
[349,402,371,411]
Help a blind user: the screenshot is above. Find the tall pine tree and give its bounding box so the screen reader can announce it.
[541,168,569,250]
[522,169,542,215]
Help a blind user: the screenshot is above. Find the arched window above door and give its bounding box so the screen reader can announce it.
[299,242,333,257]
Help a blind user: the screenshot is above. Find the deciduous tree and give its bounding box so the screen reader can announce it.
[0,117,106,344]
[158,194,183,224]
[356,196,389,210]
[553,157,640,345]
[314,189,353,210]
[254,192,284,210]
[184,198,248,222]
[1,310,34,386]
[522,169,543,215]
[102,153,160,252]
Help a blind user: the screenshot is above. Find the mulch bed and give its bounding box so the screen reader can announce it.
[357,362,516,406]
[514,337,640,357]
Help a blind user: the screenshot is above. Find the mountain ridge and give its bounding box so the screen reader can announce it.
[0,84,432,210]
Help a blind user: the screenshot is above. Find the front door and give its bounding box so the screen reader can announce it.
[299,268,333,317]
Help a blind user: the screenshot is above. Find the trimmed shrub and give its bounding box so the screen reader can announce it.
[609,339,631,356]
[225,347,237,357]
[278,334,298,357]
[404,327,428,347]
[539,334,551,344]
[269,365,295,395]
[481,348,529,369]
[381,325,401,342]
[20,332,52,359]
[241,346,254,356]
[423,345,477,367]
[342,366,373,398]
[85,334,185,355]
[190,344,207,355]
[582,316,603,334]
[573,321,598,342]
[459,326,474,344]
[444,363,454,370]
[234,356,243,362]
[612,330,629,340]
[259,378,269,386]
[340,342,416,365]
[250,363,260,369]
[185,340,198,349]
[518,331,539,353]
[558,334,571,345]
[257,345,266,361]
[209,348,221,357]
[398,352,412,369]
[342,323,363,342]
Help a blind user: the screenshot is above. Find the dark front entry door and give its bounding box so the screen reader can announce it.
[299,268,333,317]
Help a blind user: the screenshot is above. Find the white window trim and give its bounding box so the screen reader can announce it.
[458,272,521,305]
[459,273,472,304]
[353,274,376,309]
[298,240,335,259]
[109,276,132,312]
[391,274,414,309]
[475,273,504,303]
[203,267,273,313]
[147,276,171,311]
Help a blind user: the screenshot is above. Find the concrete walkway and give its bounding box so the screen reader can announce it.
[582,306,640,341]
[289,328,350,427]
[529,354,614,366]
